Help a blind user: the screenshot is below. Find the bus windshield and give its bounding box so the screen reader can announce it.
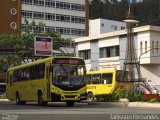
[52,65,86,86]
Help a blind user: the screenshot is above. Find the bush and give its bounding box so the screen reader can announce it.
[134,94,144,101]
[127,92,135,102]
[113,88,128,100]
[94,88,145,102]
[95,94,114,102]
[148,98,157,103]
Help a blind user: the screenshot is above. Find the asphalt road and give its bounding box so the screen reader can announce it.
[0,101,160,120]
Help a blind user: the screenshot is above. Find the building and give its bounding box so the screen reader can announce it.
[89,18,126,36]
[22,0,89,40]
[0,0,21,34]
[75,25,160,86]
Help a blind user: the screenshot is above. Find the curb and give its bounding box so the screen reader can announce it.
[88,102,160,108]
[0,99,9,102]
[128,102,160,108]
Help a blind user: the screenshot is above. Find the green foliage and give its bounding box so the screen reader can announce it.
[94,87,144,102]
[0,19,71,72]
[90,0,160,26]
[148,98,157,103]
[95,94,114,102]
[113,87,128,100]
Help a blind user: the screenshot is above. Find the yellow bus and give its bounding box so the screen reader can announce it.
[6,56,87,106]
[86,70,125,97]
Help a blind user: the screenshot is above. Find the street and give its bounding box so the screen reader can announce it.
[0,101,160,120]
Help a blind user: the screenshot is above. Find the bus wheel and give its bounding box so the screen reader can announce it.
[16,92,26,105]
[87,92,94,102]
[16,92,21,105]
[38,92,48,106]
[66,101,75,107]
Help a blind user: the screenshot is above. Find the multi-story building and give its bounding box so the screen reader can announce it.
[22,0,89,54]
[22,0,89,39]
[75,25,160,86]
[89,18,126,36]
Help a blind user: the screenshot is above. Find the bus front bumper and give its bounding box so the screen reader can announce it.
[51,92,87,102]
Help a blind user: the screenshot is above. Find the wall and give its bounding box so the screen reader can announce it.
[90,39,99,70]
[0,0,21,34]
[89,19,126,36]
[141,64,160,85]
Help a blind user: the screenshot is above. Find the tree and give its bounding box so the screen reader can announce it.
[90,0,160,26]
[0,20,71,72]
[89,0,105,19]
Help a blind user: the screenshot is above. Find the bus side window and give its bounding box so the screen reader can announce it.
[6,73,9,83]
[37,63,45,79]
[10,74,13,86]
[30,65,36,80]
[102,73,113,84]
[92,74,101,84]
[87,74,92,84]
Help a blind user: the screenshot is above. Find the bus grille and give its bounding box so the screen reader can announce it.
[64,95,77,98]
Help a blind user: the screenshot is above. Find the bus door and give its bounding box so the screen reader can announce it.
[46,66,51,100]
[88,74,101,95]
[101,73,113,94]
[6,72,14,100]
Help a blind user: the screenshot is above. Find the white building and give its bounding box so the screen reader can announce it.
[75,25,160,86]
[89,18,126,36]
[21,0,89,55]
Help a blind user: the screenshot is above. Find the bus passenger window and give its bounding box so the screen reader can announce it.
[92,74,101,84]
[86,75,92,84]
[102,73,112,84]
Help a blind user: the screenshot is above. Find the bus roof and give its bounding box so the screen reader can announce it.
[7,56,83,71]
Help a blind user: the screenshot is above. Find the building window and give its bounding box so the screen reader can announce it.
[156,41,158,54]
[45,26,55,32]
[45,13,55,21]
[101,23,104,27]
[22,0,33,5]
[22,10,33,18]
[99,45,119,58]
[152,41,154,54]
[145,41,147,52]
[33,0,44,6]
[114,26,117,30]
[121,26,125,30]
[45,0,55,7]
[71,3,84,11]
[140,42,142,54]
[100,48,106,58]
[79,50,91,60]
[33,12,44,20]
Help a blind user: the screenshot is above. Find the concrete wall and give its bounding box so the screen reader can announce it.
[90,40,99,70]
[89,19,126,36]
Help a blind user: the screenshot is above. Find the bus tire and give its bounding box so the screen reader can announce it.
[16,92,21,105]
[37,91,48,106]
[66,101,75,107]
[16,92,26,105]
[87,92,94,102]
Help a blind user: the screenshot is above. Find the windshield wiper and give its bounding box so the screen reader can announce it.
[60,64,68,76]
